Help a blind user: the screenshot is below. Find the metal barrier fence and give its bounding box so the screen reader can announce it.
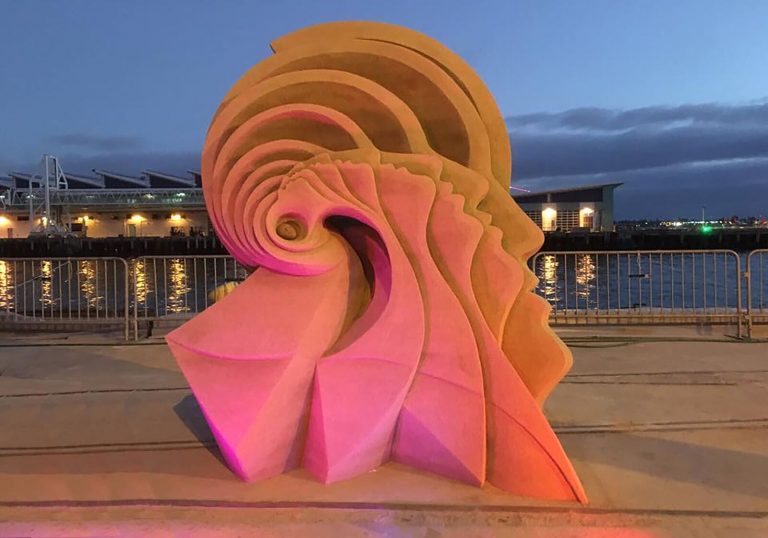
[131,255,249,339]
[746,249,768,337]
[529,250,743,337]
[0,257,130,339]
[1,250,766,340]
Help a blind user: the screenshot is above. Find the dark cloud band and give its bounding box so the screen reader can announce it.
[507,100,768,218]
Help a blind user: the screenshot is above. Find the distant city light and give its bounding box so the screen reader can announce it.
[700,224,713,234]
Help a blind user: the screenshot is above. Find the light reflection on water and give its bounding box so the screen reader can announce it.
[166,258,190,314]
[133,258,148,305]
[535,252,754,312]
[40,260,53,308]
[0,260,13,310]
[0,258,227,317]
[540,255,559,304]
[130,257,247,317]
[575,254,596,306]
[538,254,598,309]
[80,260,99,309]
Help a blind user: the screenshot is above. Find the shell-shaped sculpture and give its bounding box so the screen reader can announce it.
[166,21,586,503]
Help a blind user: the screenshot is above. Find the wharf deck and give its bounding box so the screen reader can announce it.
[0,329,766,536]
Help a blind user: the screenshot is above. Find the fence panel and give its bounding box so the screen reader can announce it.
[531,250,742,336]
[0,257,130,339]
[131,255,249,339]
[2,251,762,340]
[746,249,768,337]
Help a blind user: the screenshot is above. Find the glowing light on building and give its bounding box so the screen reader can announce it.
[579,206,595,228]
[129,214,145,223]
[0,216,10,226]
[542,207,557,231]
[170,213,183,222]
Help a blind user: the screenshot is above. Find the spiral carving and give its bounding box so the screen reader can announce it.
[166,21,586,503]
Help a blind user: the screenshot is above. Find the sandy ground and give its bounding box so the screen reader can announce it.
[0,329,766,537]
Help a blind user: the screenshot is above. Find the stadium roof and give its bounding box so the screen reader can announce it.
[2,167,203,190]
[143,170,196,188]
[187,170,202,187]
[92,169,151,189]
[8,171,105,189]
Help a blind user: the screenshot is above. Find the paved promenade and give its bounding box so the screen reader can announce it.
[0,329,765,536]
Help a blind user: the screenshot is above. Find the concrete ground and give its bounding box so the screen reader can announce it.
[0,328,766,537]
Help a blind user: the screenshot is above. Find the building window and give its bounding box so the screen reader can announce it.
[524,210,542,228]
[559,210,580,231]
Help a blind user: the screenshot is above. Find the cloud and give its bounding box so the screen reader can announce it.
[508,100,768,132]
[507,100,768,218]
[47,133,145,152]
[5,100,767,220]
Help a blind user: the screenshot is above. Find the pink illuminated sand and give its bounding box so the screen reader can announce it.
[166,21,585,502]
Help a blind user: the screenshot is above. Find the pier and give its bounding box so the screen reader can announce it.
[0,326,765,537]
[0,228,766,258]
[544,228,768,251]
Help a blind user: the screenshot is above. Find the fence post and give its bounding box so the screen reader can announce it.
[122,258,130,341]
[745,251,753,339]
[729,250,742,339]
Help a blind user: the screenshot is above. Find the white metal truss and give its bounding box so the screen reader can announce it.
[6,187,204,210]
[27,155,69,235]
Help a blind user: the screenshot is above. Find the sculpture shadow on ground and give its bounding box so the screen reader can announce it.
[173,394,227,468]
[0,347,183,386]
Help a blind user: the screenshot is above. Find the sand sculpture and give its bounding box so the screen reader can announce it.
[166,21,586,503]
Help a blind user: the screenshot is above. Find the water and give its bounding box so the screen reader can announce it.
[533,251,767,313]
[132,257,249,318]
[0,252,766,320]
[0,257,247,320]
[0,259,127,319]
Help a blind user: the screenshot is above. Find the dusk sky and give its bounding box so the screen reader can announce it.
[2,0,767,219]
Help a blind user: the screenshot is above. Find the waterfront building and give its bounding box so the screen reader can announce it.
[511,183,621,232]
[1,165,621,238]
[0,168,208,239]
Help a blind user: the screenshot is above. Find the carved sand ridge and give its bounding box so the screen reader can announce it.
[166,21,586,503]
